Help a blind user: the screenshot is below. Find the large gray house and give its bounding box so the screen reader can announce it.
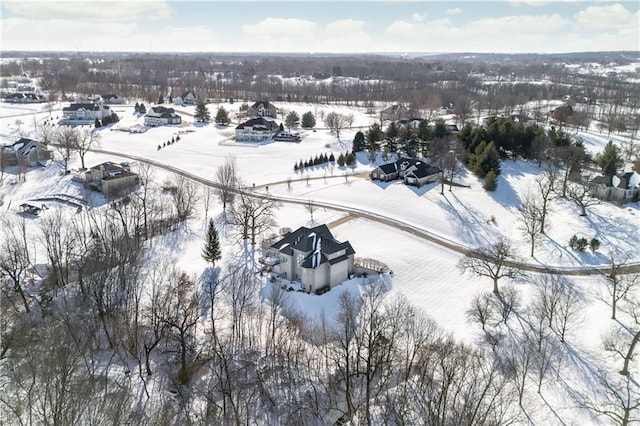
[265,225,355,293]
[370,158,441,187]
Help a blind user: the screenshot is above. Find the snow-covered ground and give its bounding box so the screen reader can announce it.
[1,99,639,424]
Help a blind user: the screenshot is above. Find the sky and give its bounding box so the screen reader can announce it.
[1,0,638,54]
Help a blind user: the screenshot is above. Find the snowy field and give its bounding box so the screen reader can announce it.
[1,99,639,424]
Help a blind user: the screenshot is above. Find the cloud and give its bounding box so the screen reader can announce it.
[444,8,461,16]
[321,19,370,52]
[325,19,365,37]
[2,0,171,22]
[411,13,426,23]
[465,14,568,35]
[507,0,554,6]
[1,17,137,50]
[574,3,639,30]
[242,17,316,38]
[383,13,570,53]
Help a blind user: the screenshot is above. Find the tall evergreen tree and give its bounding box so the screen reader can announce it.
[215,106,229,125]
[158,94,164,104]
[469,141,501,178]
[285,111,300,131]
[596,140,623,176]
[352,131,366,152]
[483,170,498,191]
[202,219,222,266]
[194,102,211,123]
[301,111,316,128]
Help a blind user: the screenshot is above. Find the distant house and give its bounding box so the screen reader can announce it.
[174,91,197,106]
[265,224,356,293]
[84,162,139,197]
[235,116,279,142]
[100,94,120,104]
[249,101,278,118]
[371,157,442,187]
[62,103,110,122]
[144,106,182,126]
[398,118,423,130]
[380,104,411,122]
[591,172,640,202]
[4,92,45,103]
[1,138,52,167]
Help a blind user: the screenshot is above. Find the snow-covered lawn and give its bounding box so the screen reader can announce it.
[1,100,639,424]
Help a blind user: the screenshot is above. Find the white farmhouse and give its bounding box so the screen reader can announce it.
[144,106,182,126]
[235,116,279,142]
[62,103,110,122]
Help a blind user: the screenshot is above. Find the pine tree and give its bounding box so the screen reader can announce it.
[352,131,366,152]
[94,118,101,128]
[158,94,164,104]
[139,103,146,114]
[195,102,211,123]
[134,102,140,112]
[337,153,346,166]
[213,106,229,125]
[469,141,501,178]
[285,111,300,131]
[202,219,222,266]
[302,111,316,128]
[483,170,498,191]
[346,152,356,166]
[596,140,623,176]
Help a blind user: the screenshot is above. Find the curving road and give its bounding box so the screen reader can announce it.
[85,147,640,277]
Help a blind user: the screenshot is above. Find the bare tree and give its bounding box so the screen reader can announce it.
[305,199,317,224]
[465,291,496,330]
[54,126,79,173]
[216,156,238,213]
[604,301,640,376]
[161,271,202,385]
[458,238,525,294]
[531,134,551,167]
[202,184,214,222]
[535,168,557,234]
[171,175,200,221]
[430,136,452,195]
[503,334,535,408]
[518,192,544,257]
[132,162,154,240]
[552,143,586,198]
[602,255,638,320]
[492,285,521,324]
[566,178,599,217]
[580,371,640,426]
[228,190,280,252]
[0,217,31,312]
[323,111,351,142]
[531,274,583,344]
[75,128,100,170]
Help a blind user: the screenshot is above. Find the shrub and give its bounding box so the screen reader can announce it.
[569,235,578,249]
[575,237,588,252]
[589,238,601,253]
